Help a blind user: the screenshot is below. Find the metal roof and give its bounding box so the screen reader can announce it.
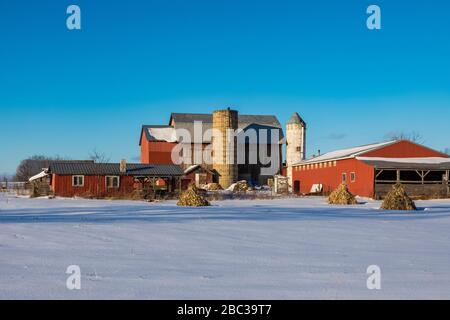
[358,158,450,170]
[21,160,95,179]
[170,113,282,127]
[168,113,284,144]
[49,163,184,176]
[294,141,398,166]
[287,112,306,126]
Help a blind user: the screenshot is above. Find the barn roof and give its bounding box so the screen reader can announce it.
[23,160,95,178]
[141,112,284,144]
[169,113,282,128]
[287,112,306,126]
[294,140,398,166]
[356,157,450,170]
[49,163,184,176]
[169,113,283,143]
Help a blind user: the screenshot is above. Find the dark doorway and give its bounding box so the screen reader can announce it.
[293,180,300,194]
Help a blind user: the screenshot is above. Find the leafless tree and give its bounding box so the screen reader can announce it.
[88,148,110,163]
[15,155,67,182]
[443,148,450,155]
[385,131,424,143]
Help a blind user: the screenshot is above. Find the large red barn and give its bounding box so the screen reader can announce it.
[291,140,450,199]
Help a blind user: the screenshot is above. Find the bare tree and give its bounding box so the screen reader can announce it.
[0,175,8,189]
[88,148,110,163]
[385,131,424,143]
[15,155,67,182]
[443,148,450,155]
[16,155,48,182]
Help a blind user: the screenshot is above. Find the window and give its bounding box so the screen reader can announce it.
[350,172,356,182]
[342,173,347,183]
[195,173,207,187]
[106,176,120,188]
[296,146,301,152]
[72,175,84,187]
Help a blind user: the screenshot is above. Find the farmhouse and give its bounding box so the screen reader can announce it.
[29,161,183,198]
[291,140,450,199]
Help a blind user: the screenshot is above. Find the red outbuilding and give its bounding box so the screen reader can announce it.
[291,140,450,199]
[29,161,184,198]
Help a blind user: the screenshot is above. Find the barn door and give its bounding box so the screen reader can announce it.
[294,180,301,194]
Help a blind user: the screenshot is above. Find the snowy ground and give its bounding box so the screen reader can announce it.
[1,192,450,300]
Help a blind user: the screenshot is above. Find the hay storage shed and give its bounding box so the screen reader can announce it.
[291,140,450,199]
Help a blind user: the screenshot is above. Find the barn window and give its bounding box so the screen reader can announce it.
[342,173,347,183]
[72,175,84,187]
[350,172,356,182]
[106,176,120,188]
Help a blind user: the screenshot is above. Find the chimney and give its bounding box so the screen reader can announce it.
[120,159,127,173]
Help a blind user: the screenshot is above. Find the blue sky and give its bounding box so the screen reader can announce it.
[1,0,449,175]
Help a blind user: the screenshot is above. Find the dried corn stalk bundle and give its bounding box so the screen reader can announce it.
[380,183,416,211]
[177,184,210,207]
[328,183,358,205]
[233,180,249,192]
[204,183,223,191]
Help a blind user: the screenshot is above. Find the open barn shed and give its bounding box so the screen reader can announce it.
[292,140,450,199]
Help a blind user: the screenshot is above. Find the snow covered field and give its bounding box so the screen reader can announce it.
[1,192,450,300]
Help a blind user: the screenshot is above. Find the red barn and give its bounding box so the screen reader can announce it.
[29,162,184,198]
[291,140,450,199]
[139,112,284,186]
[139,125,178,164]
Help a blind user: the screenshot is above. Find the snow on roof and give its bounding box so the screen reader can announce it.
[294,140,397,166]
[184,164,201,175]
[148,127,177,143]
[356,157,450,164]
[29,170,49,182]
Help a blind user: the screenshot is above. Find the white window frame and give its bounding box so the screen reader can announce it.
[72,175,84,187]
[106,176,120,188]
[350,172,356,183]
[342,172,347,183]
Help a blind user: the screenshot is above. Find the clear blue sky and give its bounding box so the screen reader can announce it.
[1,0,449,175]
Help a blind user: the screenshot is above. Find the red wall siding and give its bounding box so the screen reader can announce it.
[52,174,136,198]
[361,140,449,158]
[140,134,177,164]
[292,158,375,198]
[140,134,150,163]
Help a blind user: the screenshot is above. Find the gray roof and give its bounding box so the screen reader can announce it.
[167,112,284,144]
[287,112,306,126]
[49,163,183,176]
[170,113,282,127]
[22,160,95,179]
[359,159,450,170]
